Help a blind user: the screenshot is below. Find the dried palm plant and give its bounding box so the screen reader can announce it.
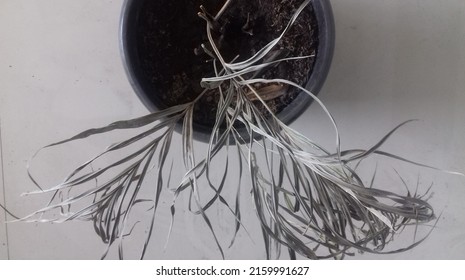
[21,0,463,259]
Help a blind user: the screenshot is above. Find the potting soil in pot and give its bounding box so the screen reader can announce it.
[137,0,318,128]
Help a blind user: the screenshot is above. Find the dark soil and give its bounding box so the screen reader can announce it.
[136,0,318,128]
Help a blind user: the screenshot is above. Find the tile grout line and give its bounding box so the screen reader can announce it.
[0,118,11,260]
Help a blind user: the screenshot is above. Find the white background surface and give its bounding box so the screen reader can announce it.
[0,0,464,259]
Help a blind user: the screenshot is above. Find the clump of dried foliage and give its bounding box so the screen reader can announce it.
[18,0,463,259]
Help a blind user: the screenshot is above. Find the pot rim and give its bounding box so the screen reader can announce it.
[119,0,335,143]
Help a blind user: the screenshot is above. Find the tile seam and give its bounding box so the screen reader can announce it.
[0,118,11,259]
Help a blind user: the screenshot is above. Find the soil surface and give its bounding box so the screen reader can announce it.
[137,0,318,128]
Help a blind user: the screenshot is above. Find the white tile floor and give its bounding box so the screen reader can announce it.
[0,0,464,259]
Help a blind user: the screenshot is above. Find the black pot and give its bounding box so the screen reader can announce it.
[120,0,335,142]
